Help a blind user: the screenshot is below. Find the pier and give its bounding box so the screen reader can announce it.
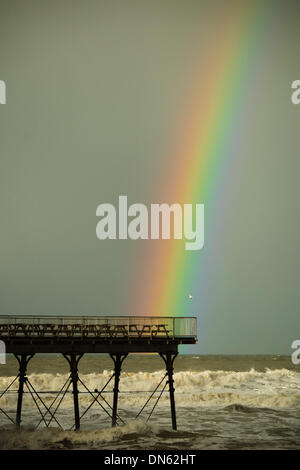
[0,315,197,431]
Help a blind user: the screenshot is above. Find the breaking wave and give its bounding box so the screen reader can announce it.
[0,368,299,410]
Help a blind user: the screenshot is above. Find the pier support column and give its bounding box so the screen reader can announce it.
[63,353,83,430]
[110,353,127,427]
[14,354,34,428]
[160,352,178,430]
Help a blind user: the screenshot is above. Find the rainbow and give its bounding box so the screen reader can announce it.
[129,1,276,323]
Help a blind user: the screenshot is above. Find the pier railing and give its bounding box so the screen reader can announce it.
[0,315,197,340]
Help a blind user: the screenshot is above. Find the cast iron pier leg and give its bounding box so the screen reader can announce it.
[15,354,34,428]
[110,353,127,427]
[63,353,83,430]
[160,352,178,430]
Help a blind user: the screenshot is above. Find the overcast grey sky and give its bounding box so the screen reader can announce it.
[0,0,299,354]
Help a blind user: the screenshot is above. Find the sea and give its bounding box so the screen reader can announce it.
[0,354,299,450]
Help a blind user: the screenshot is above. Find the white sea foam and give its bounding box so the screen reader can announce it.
[0,368,299,410]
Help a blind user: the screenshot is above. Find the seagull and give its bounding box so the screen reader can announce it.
[188,293,193,300]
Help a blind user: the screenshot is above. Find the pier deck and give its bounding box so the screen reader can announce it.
[0,315,197,353]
